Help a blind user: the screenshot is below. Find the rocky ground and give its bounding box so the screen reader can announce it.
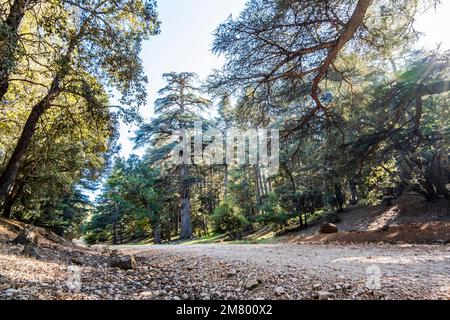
[1,217,449,300]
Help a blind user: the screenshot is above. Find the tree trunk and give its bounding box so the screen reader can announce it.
[349,179,358,205]
[112,220,118,244]
[0,74,61,202]
[257,166,265,197]
[0,0,27,101]
[310,0,373,108]
[262,172,269,196]
[1,179,25,219]
[179,164,193,240]
[430,150,450,199]
[334,183,344,213]
[173,202,179,237]
[0,100,49,200]
[153,220,161,244]
[253,164,262,209]
[224,164,228,199]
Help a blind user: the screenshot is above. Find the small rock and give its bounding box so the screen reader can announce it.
[110,255,137,270]
[227,269,237,277]
[2,289,18,297]
[181,293,189,299]
[318,291,332,300]
[319,223,338,234]
[22,244,41,259]
[173,296,181,300]
[140,291,153,298]
[275,287,285,296]
[71,257,84,265]
[245,279,260,291]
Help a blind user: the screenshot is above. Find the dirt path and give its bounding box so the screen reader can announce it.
[118,243,450,300]
[2,219,449,300]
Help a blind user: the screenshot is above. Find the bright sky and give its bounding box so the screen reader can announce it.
[88,0,450,200]
[117,0,248,158]
[415,0,450,51]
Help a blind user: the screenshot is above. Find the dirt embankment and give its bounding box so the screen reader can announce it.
[294,222,450,245]
[284,195,450,245]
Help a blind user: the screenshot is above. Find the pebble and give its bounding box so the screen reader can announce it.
[275,287,285,296]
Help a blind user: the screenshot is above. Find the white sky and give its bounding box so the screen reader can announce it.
[415,0,450,51]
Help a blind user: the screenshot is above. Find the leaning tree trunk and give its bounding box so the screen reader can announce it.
[1,179,25,219]
[0,72,61,202]
[179,164,193,240]
[0,0,27,101]
[0,99,49,201]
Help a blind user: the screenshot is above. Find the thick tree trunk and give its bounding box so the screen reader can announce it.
[179,164,193,240]
[253,164,262,209]
[0,0,27,101]
[419,177,437,202]
[430,150,450,199]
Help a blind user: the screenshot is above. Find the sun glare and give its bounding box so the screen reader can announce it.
[415,1,450,50]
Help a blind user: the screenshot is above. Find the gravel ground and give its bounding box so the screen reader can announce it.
[117,243,450,300]
[1,222,449,300]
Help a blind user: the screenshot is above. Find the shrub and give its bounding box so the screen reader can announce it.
[257,193,290,231]
[324,211,341,224]
[84,232,98,245]
[212,199,250,239]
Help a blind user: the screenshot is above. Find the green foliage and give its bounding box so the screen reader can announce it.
[212,199,250,240]
[84,156,163,244]
[362,160,401,205]
[257,193,290,231]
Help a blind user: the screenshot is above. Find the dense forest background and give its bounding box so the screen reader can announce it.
[0,0,449,244]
